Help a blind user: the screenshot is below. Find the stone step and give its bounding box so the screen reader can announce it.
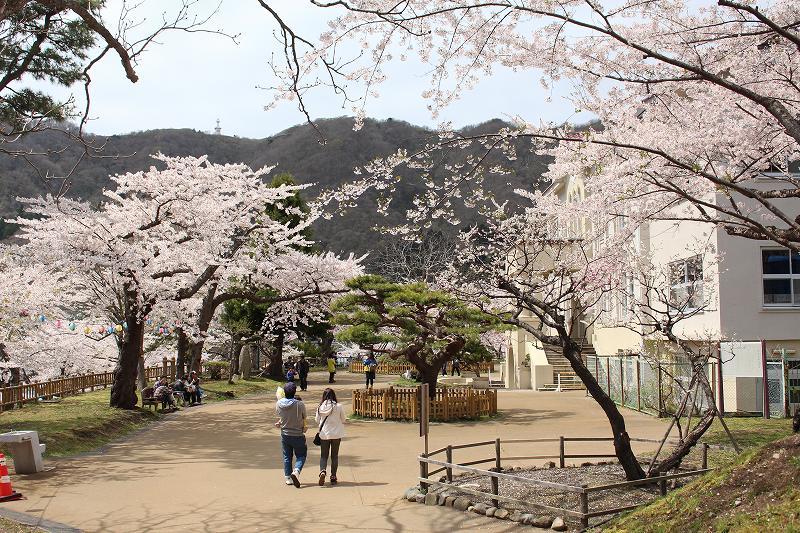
[538,383,586,391]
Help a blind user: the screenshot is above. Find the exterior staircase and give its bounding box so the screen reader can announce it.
[537,340,595,392]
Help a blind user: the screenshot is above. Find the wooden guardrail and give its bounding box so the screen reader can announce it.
[418,436,725,528]
[0,358,177,411]
[352,386,497,421]
[348,360,493,375]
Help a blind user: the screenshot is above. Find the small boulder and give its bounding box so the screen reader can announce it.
[425,493,439,506]
[494,509,509,520]
[520,514,534,525]
[453,497,472,511]
[445,496,457,507]
[414,493,426,504]
[580,461,593,467]
[545,461,556,469]
[472,503,490,515]
[530,515,553,528]
[485,507,497,517]
[551,517,567,531]
[437,494,448,506]
[508,511,524,523]
[405,489,421,502]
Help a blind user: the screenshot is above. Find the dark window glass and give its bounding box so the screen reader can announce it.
[763,250,790,275]
[763,279,791,304]
[792,251,800,274]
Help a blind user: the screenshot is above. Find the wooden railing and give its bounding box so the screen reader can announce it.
[0,358,177,411]
[418,436,725,528]
[352,386,497,421]
[348,360,494,375]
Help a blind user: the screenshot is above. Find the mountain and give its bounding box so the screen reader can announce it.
[0,117,553,257]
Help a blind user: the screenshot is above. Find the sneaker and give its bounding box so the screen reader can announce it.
[285,477,293,486]
[290,469,301,488]
[330,475,338,485]
[318,471,326,486]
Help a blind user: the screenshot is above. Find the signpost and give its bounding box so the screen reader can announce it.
[419,383,430,488]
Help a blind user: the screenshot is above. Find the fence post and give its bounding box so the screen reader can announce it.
[701,443,709,469]
[446,445,453,482]
[579,485,589,529]
[620,357,625,405]
[170,357,176,378]
[419,453,429,490]
[491,437,501,508]
[382,389,390,420]
[559,436,565,468]
[657,362,664,417]
[162,357,168,377]
[659,475,667,496]
[606,358,611,394]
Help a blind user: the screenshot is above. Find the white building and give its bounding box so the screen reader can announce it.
[506,174,800,417]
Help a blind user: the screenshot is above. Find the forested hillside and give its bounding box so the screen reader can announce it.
[0,117,552,256]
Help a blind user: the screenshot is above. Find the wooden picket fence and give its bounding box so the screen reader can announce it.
[352,386,497,421]
[0,358,177,411]
[349,360,493,375]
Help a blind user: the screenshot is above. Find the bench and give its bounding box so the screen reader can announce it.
[0,431,46,474]
[141,386,169,411]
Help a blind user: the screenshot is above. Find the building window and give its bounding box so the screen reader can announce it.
[669,255,703,310]
[762,249,800,306]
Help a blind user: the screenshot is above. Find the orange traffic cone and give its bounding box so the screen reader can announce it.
[0,453,23,502]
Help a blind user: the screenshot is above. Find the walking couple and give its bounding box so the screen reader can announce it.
[275,382,346,488]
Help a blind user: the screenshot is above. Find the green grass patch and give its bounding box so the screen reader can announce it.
[0,378,280,459]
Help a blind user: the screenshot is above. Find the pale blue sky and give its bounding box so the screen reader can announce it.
[39,1,591,138]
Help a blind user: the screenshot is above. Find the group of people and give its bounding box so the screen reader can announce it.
[152,371,202,410]
[284,355,339,389]
[440,358,461,376]
[275,382,346,488]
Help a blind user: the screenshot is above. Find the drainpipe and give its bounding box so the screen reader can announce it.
[761,339,770,419]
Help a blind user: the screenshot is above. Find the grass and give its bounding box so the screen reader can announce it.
[603,417,799,532]
[0,516,43,532]
[0,377,280,458]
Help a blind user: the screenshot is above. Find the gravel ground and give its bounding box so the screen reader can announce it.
[434,463,694,530]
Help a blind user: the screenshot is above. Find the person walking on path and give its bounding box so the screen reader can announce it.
[327,355,337,383]
[450,358,461,377]
[275,382,307,487]
[315,388,346,486]
[297,356,310,391]
[363,353,378,389]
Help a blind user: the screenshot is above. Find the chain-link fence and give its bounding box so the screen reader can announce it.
[586,354,718,417]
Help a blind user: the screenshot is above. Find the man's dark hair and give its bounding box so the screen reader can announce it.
[284,382,297,398]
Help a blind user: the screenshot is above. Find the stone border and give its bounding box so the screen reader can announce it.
[402,486,568,531]
[0,507,81,533]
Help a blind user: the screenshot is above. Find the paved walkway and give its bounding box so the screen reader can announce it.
[4,372,668,532]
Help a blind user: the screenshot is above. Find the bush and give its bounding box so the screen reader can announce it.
[203,361,230,380]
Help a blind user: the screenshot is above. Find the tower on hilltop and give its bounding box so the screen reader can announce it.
[214,119,221,135]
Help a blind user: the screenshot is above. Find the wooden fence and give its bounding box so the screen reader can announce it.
[418,436,722,528]
[349,360,493,375]
[0,358,177,411]
[352,386,497,421]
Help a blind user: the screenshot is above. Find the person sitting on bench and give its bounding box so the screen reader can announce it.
[153,377,177,410]
[186,371,202,405]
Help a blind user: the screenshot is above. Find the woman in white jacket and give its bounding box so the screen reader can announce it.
[315,388,346,486]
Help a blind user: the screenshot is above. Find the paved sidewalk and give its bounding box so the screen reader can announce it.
[4,372,668,532]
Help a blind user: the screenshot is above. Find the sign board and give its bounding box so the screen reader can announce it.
[419,383,429,438]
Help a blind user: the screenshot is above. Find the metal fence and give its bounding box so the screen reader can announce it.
[586,355,717,417]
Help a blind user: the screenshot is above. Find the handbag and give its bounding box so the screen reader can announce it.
[313,408,332,446]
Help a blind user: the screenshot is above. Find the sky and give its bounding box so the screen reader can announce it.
[38,0,592,139]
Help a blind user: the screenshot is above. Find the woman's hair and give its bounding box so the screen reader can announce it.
[319,388,338,406]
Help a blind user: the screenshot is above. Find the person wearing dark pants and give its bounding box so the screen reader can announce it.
[315,388,346,486]
[297,356,310,391]
[364,354,378,389]
[451,358,461,376]
[275,382,307,487]
[327,356,336,383]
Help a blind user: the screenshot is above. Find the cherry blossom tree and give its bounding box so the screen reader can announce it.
[9,155,313,408]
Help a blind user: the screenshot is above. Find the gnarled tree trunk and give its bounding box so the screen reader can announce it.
[266,330,285,380]
[176,329,190,378]
[110,289,148,409]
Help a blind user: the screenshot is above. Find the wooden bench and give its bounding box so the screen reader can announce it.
[141,386,169,411]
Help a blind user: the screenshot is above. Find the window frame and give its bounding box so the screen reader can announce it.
[761,247,800,308]
[668,255,704,311]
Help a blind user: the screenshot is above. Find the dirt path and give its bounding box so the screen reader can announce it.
[4,372,668,532]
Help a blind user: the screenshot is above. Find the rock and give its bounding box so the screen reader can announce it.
[453,497,472,511]
[530,515,553,528]
[485,507,497,517]
[520,514,534,525]
[405,489,421,502]
[734,499,742,507]
[467,506,474,513]
[414,493,426,504]
[545,461,556,469]
[425,493,439,506]
[509,511,524,523]
[551,517,567,531]
[438,494,448,506]
[445,496,457,507]
[580,461,593,467]
[494,509,509,520]
[472,503,490,515]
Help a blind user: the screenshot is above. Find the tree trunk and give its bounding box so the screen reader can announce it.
[420,365,440,398]
[176,329,189,378]
[228,334,243,384]
[110,304,146,409]
[136,356,146,391]
[188,342,203,374]
[562,339,646,480]
[266,330,285,380]
[240,345,253,379]
[793,408,800,433]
